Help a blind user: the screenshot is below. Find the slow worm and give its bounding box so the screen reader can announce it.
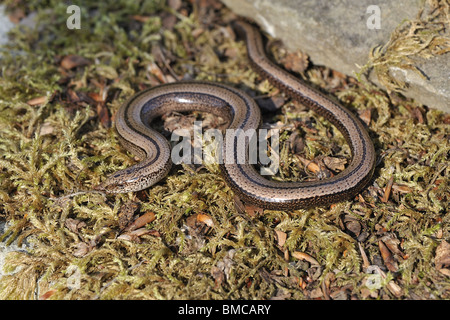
[95,21,376,210]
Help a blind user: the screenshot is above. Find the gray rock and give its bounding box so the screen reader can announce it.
[222,0,449,113]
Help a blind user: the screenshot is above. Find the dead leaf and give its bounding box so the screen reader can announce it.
[212,249,235,287]
[27,96,47,106]
[292,251,319,266]
[148,62,166,83]
[380,234,406,259]
[413,107,424,124]
[197,213,214,227]
[233,195,246,215]
[65,218,86,234]
[345,220,361,237]
[131,15,150,22]
[296,155,321,174]
[322,272,335,300]
[379,240,399,272]
[118,201,140,230]
[281,51,309,74]
[435,240,450,276]
[323,156,347,172]
[288,131,305,154]
[358,242,370,271]
[186,214,198,229]
[358,108,372,126]
[309,287,323,299]
[382,176,394,203]
[211,266,224,289]
[39,121,54,136]
[88,92,103,102]
[168,0,182,10]
[297,277,307,289]
[162,12,177,30]
[118,227,160,242]
[360,287,375,299]
[392,183,412,193]
[373,265,403,297]
[60,54,90,70]
[244,203,263,217]
[125,211,156,232]
[73,242,92,257]
[96,102,111,128]
[39,289,57,300]
[67,89,81,102]
[8,8,25,24]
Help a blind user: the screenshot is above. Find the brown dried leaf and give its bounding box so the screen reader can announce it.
[96,102,111,128]
[131,15,150,22]
[392,183,412,193]
[379,240,399,272]
[360,287,375,299]
[197,213,214,227]
[88,92,103,102]
[385,277,403,297]
[73,242,92,257]
[186,213,198,229]
[125,211,156,232]
[292,251,319,266]
[39,121,54,136]
[118,228,160,242]
[358,108,372,126]
[296,155,321,174]
[323,156,347,172]
[380,234,406,259]
[233,195,246,215]
[281,51,309,74]
[65,218,86,234]
[309,287,323,299]
[8,8,25,24]
[39,289,57,300]
[358,242,370,270]
[288,131,305,154]
[67,89,81,102]
[27,96,47,106]
[148,62,166,83]
[211,266,225,288]
[382,176,394,203]
[168,0,182,10]
[369,265,403,297]
[413,107,424,124]
[244,203,263,217]
[345,220,361,237]
[274,230,287,247]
